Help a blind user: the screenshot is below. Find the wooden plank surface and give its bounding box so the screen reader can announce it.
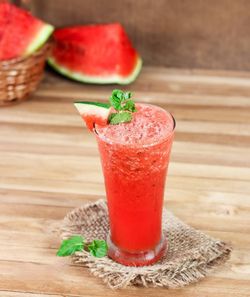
[0,67,250,296]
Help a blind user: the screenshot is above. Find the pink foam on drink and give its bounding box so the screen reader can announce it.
[95,104,174,145]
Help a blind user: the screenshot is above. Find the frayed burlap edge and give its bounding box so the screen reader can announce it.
[60,199,232,289]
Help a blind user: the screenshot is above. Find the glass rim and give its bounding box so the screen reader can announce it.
[94,106,176,148]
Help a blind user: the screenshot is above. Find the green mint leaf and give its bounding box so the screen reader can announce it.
[56,235,84,257]
[123,91,131,100]
[109,96,122,111]
[122,99,136,112]
[109,111,132,125]
[109,90,134,112]
[109,89,124,111]
[88,240,108,258]
[113,89,124,100]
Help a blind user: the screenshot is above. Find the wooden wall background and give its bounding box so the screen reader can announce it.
[24,0,250,71]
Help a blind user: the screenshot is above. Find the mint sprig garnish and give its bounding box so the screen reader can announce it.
[109,89,136,125]
[123,99,136,112]
[56,235,108,258]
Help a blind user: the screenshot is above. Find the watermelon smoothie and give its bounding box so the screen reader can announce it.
[95,104,175,266]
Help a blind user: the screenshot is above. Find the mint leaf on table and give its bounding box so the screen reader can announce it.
[56,235,84,257]
[56,236,108,258]
[109,111,132,125]
[88,240,108,258]
[108,89,136,125]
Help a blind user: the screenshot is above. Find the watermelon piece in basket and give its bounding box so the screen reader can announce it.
[0,2,54,61]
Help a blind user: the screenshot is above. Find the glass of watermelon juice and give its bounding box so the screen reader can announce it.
[95,104,175,266]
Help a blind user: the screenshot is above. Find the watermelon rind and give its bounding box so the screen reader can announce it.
[48,56,142,85]
[74,102,110,116]
[74,101,110,109]
[25,23,54,56]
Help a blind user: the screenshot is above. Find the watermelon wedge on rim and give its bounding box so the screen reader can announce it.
[0,2,54,61]
[74,102,111,131]
[48,23,142,85]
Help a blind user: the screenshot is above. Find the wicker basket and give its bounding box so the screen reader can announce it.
[0,42,51,106]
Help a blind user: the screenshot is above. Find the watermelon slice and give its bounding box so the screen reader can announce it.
[74,102,111,131]
[48,23,142,85]
[0,2,54,61]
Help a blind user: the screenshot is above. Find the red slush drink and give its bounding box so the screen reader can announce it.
[95,103,175,266]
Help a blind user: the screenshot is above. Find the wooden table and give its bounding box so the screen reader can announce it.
[0,67,250,297]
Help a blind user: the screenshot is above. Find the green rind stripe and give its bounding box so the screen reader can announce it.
[118,58,143,85]
[25,23,54,56]
[47,56,142,85]
[74,101,110,109]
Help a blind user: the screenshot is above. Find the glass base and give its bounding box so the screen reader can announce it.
[107,233,167,266]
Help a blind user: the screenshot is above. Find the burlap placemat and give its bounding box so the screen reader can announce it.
[60,199,231,289]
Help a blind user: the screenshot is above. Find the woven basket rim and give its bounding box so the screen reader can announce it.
[0,40,52,106]
[0,42,52,67]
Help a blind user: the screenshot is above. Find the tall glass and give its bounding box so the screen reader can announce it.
[95,104,175,266]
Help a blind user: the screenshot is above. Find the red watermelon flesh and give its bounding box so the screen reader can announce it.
[0,1,10,47]
[82,114,107,130]
[0,2,53,60]
[50,23,141,80]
